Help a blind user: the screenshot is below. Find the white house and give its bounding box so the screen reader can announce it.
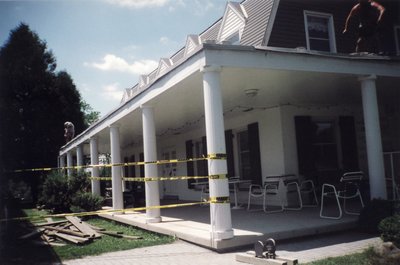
[59,0,400,244]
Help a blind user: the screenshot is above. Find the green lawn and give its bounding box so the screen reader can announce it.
[0,208,175,263]
[54,217,175,260]
[302,248,384,265]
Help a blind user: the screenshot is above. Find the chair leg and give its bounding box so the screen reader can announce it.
[283,182,302,210]
[301,180,318,207]
[343,190,364,215]
[263,192,284,213]
[320,184,342,219]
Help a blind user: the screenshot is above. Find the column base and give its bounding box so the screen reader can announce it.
[146,216,162,223]
[211,229,234,240]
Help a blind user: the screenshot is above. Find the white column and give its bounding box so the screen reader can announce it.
[59,155,65,174]
[66,151,73,178]
[201,65,233,241]
[141,105,161,223]
[359,75,387,199]
[110,125,124,210]
[76,145,84,172]
[90,137,101,196]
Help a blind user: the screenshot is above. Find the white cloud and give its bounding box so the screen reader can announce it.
[107,0,170,8]
[159,36,170,45]
[85,54,158,75]
[101,83,124,101]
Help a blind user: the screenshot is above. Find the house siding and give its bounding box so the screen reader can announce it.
[200,20,222,42]
[220,6,245,41]
[241,0,274,46]
[268,0,400,54]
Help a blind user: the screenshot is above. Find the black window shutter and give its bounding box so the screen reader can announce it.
[339,116,359,172]
[248,123,262,184]
[186,140,195,189]
[295,116,315,176]
[225,130,235,178]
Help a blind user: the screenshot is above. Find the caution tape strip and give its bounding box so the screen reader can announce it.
[8,153,227,173]
[89,175,227,182]
[0,201,211,223]
[209,196,230,204]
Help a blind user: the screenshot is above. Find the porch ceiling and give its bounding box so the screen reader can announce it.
[93,68,367,154]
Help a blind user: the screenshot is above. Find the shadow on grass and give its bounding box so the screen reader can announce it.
[0,199,62,265]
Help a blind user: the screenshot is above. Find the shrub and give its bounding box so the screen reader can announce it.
[40,171,98,213]
[379,215,400,248]
[358,199,393,233]
[70,192,104,213]
[39,172,70,213]
[68,171,91,193]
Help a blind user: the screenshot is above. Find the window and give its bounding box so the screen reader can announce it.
[311,121,338,171]
[394,25,400,55]
[304,11,337,52]
[237,130,251,180]
[193,139,208,177]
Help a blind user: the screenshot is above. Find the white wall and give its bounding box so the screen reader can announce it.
[121,103,369,203]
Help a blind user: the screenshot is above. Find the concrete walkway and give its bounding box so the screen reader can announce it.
[64,231,381,265]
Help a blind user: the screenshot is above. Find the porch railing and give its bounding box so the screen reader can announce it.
[383,151,400,200]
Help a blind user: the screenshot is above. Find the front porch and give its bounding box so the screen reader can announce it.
[99,201,358,251]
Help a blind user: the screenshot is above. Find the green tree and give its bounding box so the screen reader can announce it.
[81,99,100,126]
[0,23,96,202]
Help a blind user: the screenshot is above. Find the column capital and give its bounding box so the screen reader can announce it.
[200,65,222,73]
[140,104,154,110]
[358,74,377,82]
[109,123,120,129]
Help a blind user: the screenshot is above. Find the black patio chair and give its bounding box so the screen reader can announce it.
[320,171,365,219]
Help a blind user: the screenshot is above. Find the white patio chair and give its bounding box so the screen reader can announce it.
[247,181,284,213]
[320,171,365,219]
[280,175,303,210]
[200,183,209,205]
[299,179,319,207]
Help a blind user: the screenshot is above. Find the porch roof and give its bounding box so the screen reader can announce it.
[59,44,400,156]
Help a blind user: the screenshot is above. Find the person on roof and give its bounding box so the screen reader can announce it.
[343,0,385,53]
[64,121,75,143]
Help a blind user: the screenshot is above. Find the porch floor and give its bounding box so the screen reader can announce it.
[99,200,359,251]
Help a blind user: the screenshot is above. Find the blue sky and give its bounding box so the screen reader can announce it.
[0,0,231,116]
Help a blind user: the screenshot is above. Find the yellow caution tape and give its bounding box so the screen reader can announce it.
[209,196,230,204]
[8,153,227,173]
[0,201,209,223]
[209,174,227,180]
[89,175,223,182]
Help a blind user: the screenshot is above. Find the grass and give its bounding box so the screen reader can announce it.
[54,217,175,260]
[302,248,380,265]
[1,208,175,263]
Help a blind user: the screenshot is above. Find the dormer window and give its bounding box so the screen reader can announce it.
[226,31,240,45]
[304,11,337,53]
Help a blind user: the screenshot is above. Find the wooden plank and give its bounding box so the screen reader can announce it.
[43,225,89,238]
[53,232,91,245]
[99,230,142,240]
[18,228,45,240]
[88,224,106,231]
[236,253,287,265]
[35,220,68,227]
[65,216,101,238]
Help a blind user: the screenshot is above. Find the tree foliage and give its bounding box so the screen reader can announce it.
[0,23,97,202]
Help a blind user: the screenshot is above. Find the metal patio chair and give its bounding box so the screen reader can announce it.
[320,171,365,219]
[247,176,285,213]
[299,179,319,207]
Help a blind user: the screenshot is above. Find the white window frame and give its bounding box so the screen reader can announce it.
[394,25,400,55]
[304,10,337,53]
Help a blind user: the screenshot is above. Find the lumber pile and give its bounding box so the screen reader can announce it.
[19,216,142,246]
